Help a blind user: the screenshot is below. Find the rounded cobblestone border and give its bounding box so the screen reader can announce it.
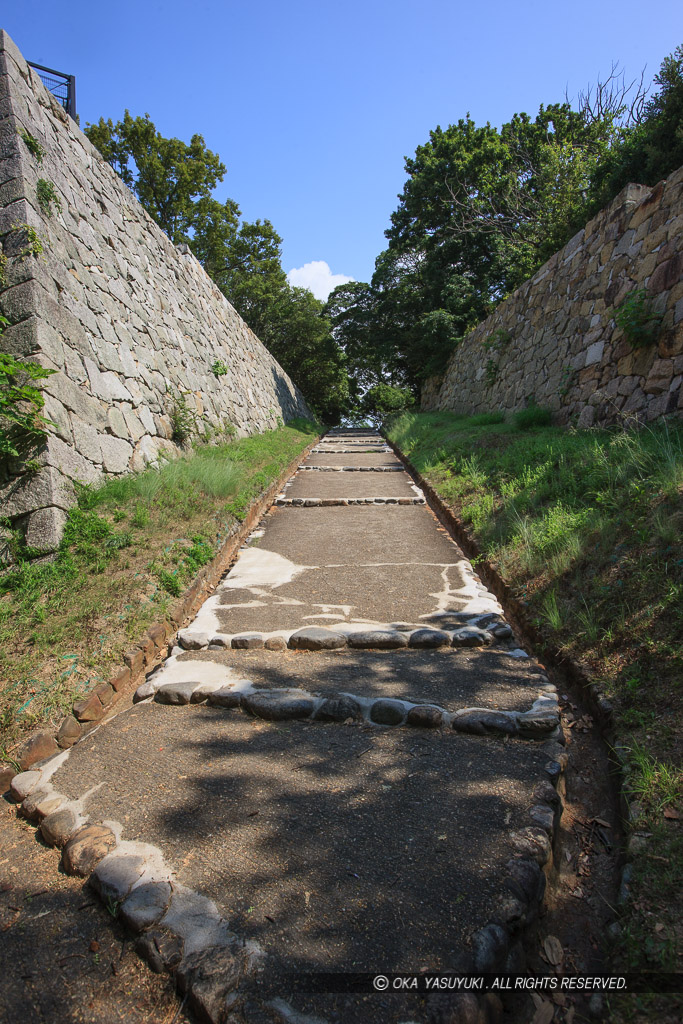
[274,496,426,506]
[426,737,567,1021]
[144,679,561,739]
[0,435,320,791]
[383,432,655,960]
[6,709,566,1024]
[174,616,516,654]
[310,447,393,454]
[3,429,570,1023]
[7,761,262,1021]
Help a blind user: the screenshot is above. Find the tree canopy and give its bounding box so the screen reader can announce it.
[330,44,683,398]
[86,114,347,423]
[86,43,683,423]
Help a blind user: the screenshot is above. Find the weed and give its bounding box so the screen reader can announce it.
[18,129,44,162]
[626,743,682,815]
[0,335,56,462]
[484,358,498,385]
[615,289,663,349]
[538,589,563,631]
[168,388,196,444]
[468,411,505,426]
[36,178,62,216]
[211,359,229,376]
[513,403,552,429]
[157,569,182,596]
[483,327,512,351]
[558,365,575,397]
[132,503,149,528]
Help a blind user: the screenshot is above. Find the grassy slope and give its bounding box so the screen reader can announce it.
[387,411,682,1007]
[0,420,317,759]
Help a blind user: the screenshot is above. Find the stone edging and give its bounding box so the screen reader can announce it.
[384,432,641,918]
[274,496,426,506]
[1,434,320,788]
[3,427,571,1022]
[5,719,567,1023]
[144,678,562,740]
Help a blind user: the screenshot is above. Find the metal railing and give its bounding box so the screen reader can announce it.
[27,61,76,119]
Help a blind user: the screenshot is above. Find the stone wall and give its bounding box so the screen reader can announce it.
[422,166,683,427]
[0,30,311,553]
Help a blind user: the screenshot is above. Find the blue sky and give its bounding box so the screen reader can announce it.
[5,2,681,297]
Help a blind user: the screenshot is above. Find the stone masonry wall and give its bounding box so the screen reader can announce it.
[0,30,311,554]
[422,166,683,426]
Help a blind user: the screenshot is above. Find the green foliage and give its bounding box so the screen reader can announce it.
[589,44,683,207]
[513,403,552,429]
[168,388,196,444]
[0,422,314,751]
[86,113,347,422]
[0,323,55,462]
[36,178,62,216]
[468,411,505,426]
[359,383,414,422]
[558,366,576,397]
[85,112,225,243]
[484,358,498,385]
[329,98,615,391]
[10,223,45,261]
[211,359,229,376]
[615,288,663,348]
[18,128,44,162]
[483,328,512,352]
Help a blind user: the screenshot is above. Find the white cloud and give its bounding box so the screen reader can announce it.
[287,260,354,302]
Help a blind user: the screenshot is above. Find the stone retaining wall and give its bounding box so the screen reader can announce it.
[422,166,683,426]
[0,30,310,553]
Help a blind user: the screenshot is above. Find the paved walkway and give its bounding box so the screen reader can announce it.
[6,431,566,1023]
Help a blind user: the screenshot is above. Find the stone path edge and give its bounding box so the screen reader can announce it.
[5,729,567,1024]
[2,426,572,1022]
[1,431,321,789]
[383,431,643,915]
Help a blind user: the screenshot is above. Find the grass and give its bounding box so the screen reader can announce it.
[0,419,318,756]
[386,409,683,993]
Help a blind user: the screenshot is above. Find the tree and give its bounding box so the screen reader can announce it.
[85,112,225,243]
[330,96,618,394]
[359,383,414,425]
[589,44,683,206]
[87,113,349,422]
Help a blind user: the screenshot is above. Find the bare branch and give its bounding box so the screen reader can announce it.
[568,61,650,128]
[440,174,547,251]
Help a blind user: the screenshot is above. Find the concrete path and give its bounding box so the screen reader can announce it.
[7,431,566,1024]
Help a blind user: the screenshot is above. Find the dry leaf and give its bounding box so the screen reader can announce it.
[543,934,564,965]
[571,885,584,898]
[663,807,680,820]
[566,1006,576,1024]
[552,991,567,1006]
[593,817,611,828]
[531,999,555,1024]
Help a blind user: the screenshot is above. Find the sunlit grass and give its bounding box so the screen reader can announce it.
[0,420,318,752]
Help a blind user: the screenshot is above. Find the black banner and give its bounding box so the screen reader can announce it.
[289,973,683,994]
